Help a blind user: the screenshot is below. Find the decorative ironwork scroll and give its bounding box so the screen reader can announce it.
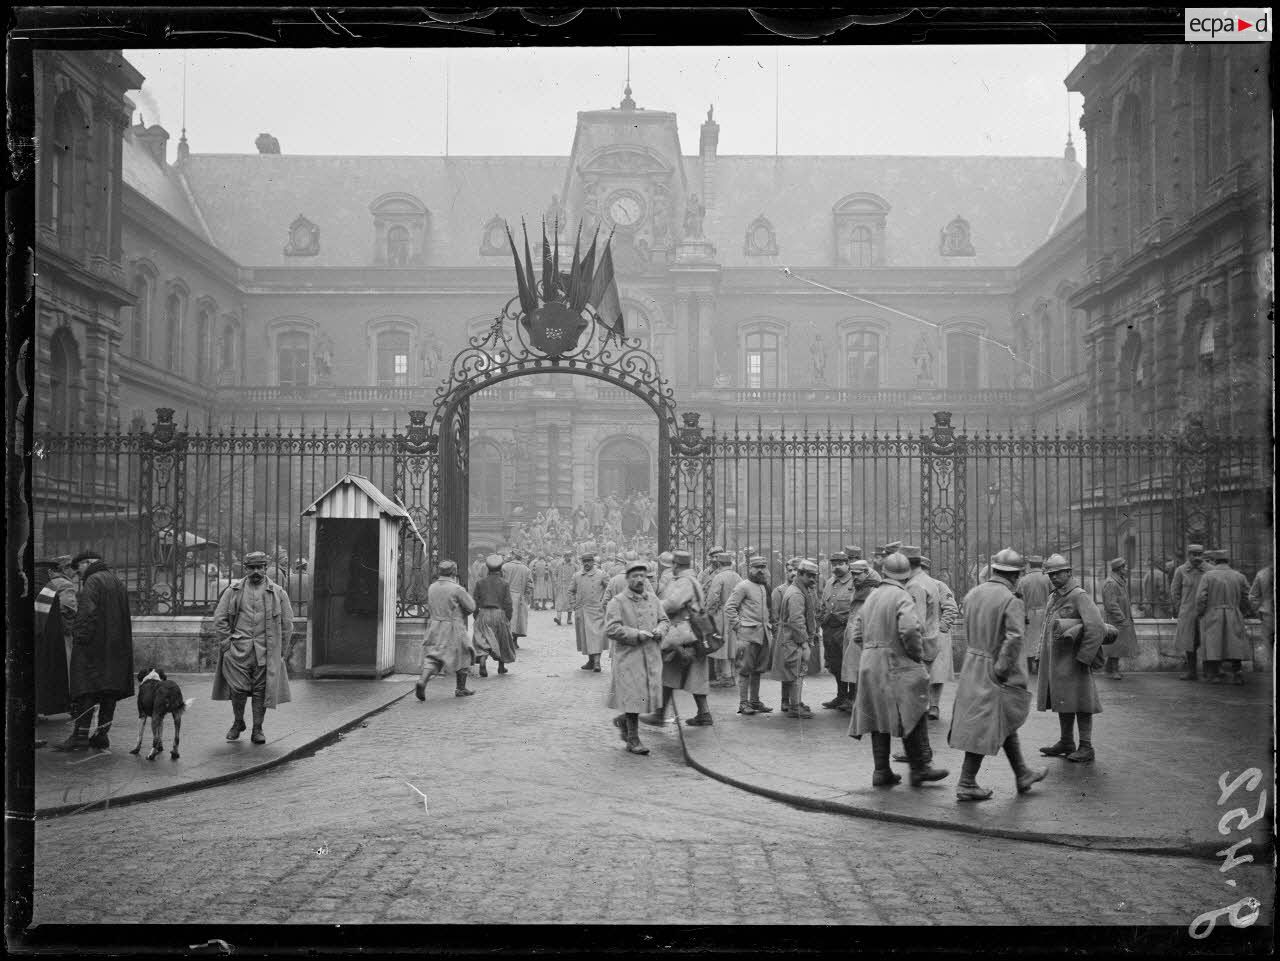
[668,411,715,558]
[920,411,966,590]
[139,408,189,615]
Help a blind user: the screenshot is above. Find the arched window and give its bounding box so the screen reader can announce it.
[742,327,781,389]
[129,270,153,359]
[1197,321,1215,368]
[470,442,504,515]
[1035,305,1053,385]
[598,436,651,499]
[50,95,84,237]
[195,306,212,384]
[277,330,311,388]
[47,329,79,433]
[164,289,185,371]
[376,329,411,386]
[220,319,238,373]
[845,329,880,389]
[849,226,874,267]
[387,225,411,267]
[1120,333,1143,433]
[945,326,983,390]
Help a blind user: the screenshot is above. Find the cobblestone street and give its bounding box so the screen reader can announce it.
[30,613,1274,932]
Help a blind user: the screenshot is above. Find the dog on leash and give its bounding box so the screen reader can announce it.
[129,668,185,761]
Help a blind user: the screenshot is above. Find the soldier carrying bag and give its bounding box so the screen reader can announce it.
[687,596,724,657]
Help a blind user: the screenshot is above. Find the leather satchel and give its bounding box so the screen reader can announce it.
[688,600,724,657]
[1054,618,1118,670]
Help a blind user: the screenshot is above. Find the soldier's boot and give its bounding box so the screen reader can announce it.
[748,674,773,713]
[640,688,673,726]
[1040,712,1077,756]
[54,696,95,752]
[821,677,844,710]
[226,694,248,740]
[905,718,949,786]
[1066,713,1094,763]
[955,752,993,802]
[624,713,649,755]
[1178,652,1198,681]
[870,733,900,787]
[838,682,856,714]
[1027,657,1039,676]
[779,681,792,714]
[1007,735,1048,793]
[250,693,267,745]
[1231,660,1245,685]
[454,670,474,696]
[88,697,116,750]
[737,674,756,714]
[685,693,713,726]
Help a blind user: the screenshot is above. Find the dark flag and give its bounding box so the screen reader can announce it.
[587,234,624,338]
[560,224,582,305]
[521,221,538,308]
[569,228,599,313]
[542,221,557,301]
[506,223,537,316]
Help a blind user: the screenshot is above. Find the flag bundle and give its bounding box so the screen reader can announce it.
[505,219,624,339]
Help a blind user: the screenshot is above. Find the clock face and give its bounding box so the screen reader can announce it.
[752,225,771,249]
[292,225,312,246]
[607,193,644,228]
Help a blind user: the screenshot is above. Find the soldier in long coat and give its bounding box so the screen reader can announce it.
[552,551,576,626]
[415,560,477,699]
[1100,558,1139,679]
[531,554,552,610]
[1035,554,1107,764]
[705,553,741,688]
[212,551,292,745]
[922,557,960,715]
[1196,550,1254,684]
[472,555,516,676]
[1248,562,1274,647]
[1170,544,1209,680]
[569,553,610,672]
[1017,556,1052,675]
[840,560,881,712]
[605,561,669,755]
[502,550,534,646]
[948,549,1047,801]
[768,560,820,718]
[641,551,714,726]
[726,555,776,715]
[35,556,76,720]
[902,547,957,724]
[818,552,858,710]
[847,552,948,788]
[57,550,135,752]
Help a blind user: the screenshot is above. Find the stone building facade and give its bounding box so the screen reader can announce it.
[1067,43,1272,437]
[32,47,1267,547]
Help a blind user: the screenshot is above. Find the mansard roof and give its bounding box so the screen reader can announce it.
[122,133,214,243]
[154,150,1083,270]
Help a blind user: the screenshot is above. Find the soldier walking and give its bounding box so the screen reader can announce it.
[847,552,948,788]
[948,549,1048,801]
[569,552,610,672]
[415,560,477,700]
[705,552,740,688]
[552,551,576,626]
[605,561,669,755]
[503,550,533,649]
[641,550,714,727]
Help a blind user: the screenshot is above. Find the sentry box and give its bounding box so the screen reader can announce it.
[301,472,426,678]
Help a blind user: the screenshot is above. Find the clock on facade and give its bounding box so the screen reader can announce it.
[606,191,645,228]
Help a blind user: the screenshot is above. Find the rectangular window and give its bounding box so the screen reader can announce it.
[846,331,879,389]
[947,331,981,390]
[377,331,411,387]
[744,331,779,389]
[278,332,310,388]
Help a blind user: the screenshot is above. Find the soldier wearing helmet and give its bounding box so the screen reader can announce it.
[947,548,1048,801]
[1016,556,1052,676]
[839,559,881,715]
[846,552,949,789]
[1035,553,1108,764]
[768,559,820,718]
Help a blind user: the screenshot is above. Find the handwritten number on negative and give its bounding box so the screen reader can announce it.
[1218,791,1268,836]
[1217,767,1263,805]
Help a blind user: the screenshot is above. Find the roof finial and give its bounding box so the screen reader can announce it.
[620,47,635,109]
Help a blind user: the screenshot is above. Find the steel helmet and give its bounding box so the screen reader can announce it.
[882,552,912,581]
[990,548,1025,573]
[1043,553,1071,574]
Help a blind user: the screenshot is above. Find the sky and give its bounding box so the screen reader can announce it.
[125,45,1088,163]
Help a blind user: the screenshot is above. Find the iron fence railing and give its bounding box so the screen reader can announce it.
[33,408,1271,616]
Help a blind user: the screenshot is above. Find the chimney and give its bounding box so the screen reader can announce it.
[1064,132,1077,164]
[133,123,170,166]
[699,104,720,213]
[255,132,281,155]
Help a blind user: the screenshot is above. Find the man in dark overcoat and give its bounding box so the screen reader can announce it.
[1035,553,1106,764]
[1170,544,1209,680]
[1100,558,1139,679]
[55,549,134,751]
[35,555,76,721]
[948,549,1048,801]
[1196,550,1254,685]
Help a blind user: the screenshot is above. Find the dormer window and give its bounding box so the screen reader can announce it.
[370,193,428,266]
[833,193,890,267]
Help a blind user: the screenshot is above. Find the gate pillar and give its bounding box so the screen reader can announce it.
[920,411,967,593]
[668,411,715,559]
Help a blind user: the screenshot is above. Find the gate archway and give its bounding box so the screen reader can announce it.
[395,295,714,585]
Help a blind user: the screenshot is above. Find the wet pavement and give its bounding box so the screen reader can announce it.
[32,630,1275,862]
[33,673,416,816]
[672,667,1275,858]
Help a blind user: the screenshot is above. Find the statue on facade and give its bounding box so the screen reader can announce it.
[912,333,936,386]
[683,194,705,240]
[811,333,828,386]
